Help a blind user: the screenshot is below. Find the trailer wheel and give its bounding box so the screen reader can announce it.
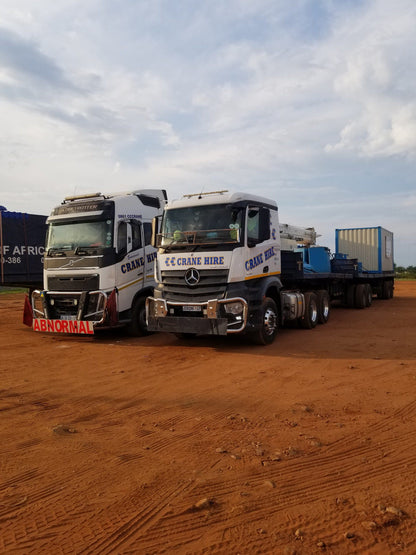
[127,297,149,336]
[364,283,373,307]
[300,291,318,329]
[354,284,367,309]
[381,280,394,299]
[252,297,278,345]
[346,284,355,308]
[317,290,330,324]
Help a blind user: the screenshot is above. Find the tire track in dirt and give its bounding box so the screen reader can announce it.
[0,469,117,554]
[1,286,415,553]
[79,481,199,554]
[325,398,416,454]
[41,397,416,553]
[0,469,39,493]
[117,399,416,553]
[51,404,261,553]
[51,410,240,553]
[1,400,413,555]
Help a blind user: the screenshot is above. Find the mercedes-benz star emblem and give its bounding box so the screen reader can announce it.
[185,268,200,286]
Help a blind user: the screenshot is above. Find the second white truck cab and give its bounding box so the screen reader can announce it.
[147,190,286,343]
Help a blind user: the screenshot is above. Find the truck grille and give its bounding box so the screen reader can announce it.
[47,274,99,292]
[46,291,105,321]
[161,269,229,302]
[49,295,80,318]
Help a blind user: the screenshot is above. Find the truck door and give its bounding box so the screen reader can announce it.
[143,222,157,286]
[115,219,145,313]
[245,206,276,279]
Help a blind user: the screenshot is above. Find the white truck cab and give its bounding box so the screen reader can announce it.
[31,189,167,335]
[146,190,284,343]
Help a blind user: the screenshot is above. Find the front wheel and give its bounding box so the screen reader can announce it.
[127,297,149,336]
[251,297,279,345]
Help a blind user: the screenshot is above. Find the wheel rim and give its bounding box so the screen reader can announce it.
[310,302,318,323]
[322,300,329,319]
[264,307,277,336]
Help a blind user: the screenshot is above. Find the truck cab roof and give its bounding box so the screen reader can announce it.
[166,191,277,210]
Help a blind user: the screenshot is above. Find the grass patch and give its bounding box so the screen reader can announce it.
[0,286,28,294]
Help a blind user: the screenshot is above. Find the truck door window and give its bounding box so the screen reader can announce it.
[144,222,152,246]
[259,207,271,242]
[247,207,270,246]
[247,208,260,246]
[117,221,127,254]
[131,221,142,250]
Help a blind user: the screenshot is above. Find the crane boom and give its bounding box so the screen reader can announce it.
[279,223,318,248]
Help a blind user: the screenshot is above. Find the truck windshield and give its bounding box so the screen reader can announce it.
[47,219,113,252]
[160,205,243,247]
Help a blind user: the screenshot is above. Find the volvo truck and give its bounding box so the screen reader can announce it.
[30,189,167,335]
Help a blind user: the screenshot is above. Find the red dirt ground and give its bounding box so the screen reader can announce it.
[0,281,415,554]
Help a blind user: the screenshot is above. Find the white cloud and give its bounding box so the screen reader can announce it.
[0,0,415,265]
[323,1,416,159]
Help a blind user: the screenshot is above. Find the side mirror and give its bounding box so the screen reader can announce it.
[151,216,160,248]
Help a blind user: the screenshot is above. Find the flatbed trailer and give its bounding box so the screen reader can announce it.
[280,249,394,306]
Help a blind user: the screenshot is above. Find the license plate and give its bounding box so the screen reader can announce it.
[61,315,76,321]
[182,305,202,312]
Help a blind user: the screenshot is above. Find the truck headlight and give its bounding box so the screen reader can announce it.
[154,299,167,317]
[224,301,244,315]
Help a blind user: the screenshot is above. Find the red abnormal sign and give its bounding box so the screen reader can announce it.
[33,318,94,335]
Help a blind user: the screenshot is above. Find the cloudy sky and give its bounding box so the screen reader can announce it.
[0,0,415,265]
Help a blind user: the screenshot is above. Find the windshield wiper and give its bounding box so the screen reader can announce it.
[75,246,102,255]
[75,247,89,255]
[47,248,67,257]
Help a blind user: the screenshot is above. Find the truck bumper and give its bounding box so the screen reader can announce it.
[147,315,229,335]
[146,297,248,336]
[30,289,116,333]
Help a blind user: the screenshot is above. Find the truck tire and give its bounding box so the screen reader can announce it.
[364,283,373,307]
[127,297,149,336]
[381,280,394,299]
[300,291,318,329]
[251,297,278,345]
[354,284,367,309]
[316,290,330,324]
[345,284,355,308]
